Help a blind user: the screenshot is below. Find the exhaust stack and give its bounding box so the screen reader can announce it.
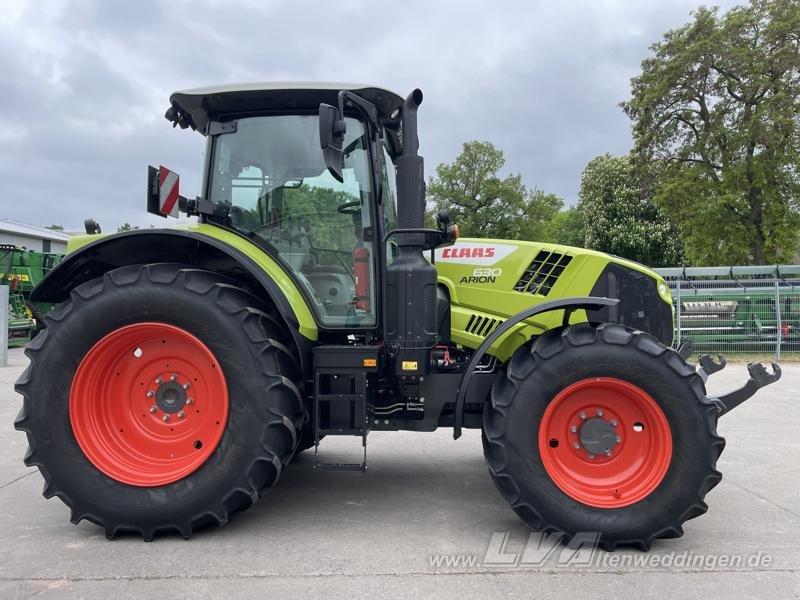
[384,89,438,375]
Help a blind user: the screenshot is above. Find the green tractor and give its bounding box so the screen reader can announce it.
[2,244,63,347]
[1,245,33,346]
[15,83,781,548]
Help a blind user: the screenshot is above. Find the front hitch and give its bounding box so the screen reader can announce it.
[709,362,782,416]
[697,353,726,383]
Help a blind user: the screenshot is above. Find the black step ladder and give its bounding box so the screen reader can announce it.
[312,346,378,472]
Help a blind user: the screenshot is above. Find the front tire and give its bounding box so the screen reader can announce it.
[15,264,305,540]
[482,322,725,550]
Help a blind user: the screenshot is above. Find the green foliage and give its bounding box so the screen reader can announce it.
[281,185,360,253]
[622,0,800,265]
[427,141,565,241]
[578,154,684,267]
[235,183,361,266]
[544,207,585,247]
[44,224,63,231]
[116,223,139,233]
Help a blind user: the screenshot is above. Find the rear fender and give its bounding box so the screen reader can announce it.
[31,227,318,374]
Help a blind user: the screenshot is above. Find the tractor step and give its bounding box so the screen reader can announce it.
[314,435,368,472]
[313,437,368,472]
[311,345,378,472]
[315,462,367,472]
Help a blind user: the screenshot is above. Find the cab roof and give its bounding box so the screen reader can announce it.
[167,82,404,134]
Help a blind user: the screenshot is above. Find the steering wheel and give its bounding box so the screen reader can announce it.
[337,200,361,215]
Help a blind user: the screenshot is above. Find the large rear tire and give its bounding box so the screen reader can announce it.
[482,322,725,550]
[15,264,305,540]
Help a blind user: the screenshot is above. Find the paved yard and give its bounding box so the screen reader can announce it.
[0,347,798,599]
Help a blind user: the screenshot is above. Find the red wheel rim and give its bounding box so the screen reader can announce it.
[69,323,229,487]
[538,378,672,508]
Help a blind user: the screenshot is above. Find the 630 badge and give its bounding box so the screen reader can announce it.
[460,267,502,284]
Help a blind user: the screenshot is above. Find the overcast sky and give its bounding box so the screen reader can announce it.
[0,0,740,231]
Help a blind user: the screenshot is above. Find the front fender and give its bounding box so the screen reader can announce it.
[453,296,619,439]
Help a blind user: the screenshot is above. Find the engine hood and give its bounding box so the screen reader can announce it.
[433,239,674,358]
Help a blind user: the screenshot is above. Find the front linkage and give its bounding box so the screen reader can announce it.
[677,339,782,417]
[705,358,782,416]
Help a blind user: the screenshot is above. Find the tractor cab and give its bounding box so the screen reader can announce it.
[159,83,406,329]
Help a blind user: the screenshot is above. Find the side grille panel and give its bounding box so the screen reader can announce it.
[465,314,503,337]
[514,250,573,296]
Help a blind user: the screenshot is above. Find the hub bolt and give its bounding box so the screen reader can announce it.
[615,435,621,443]
[183,383,191,390]
[587,453,595,459]
[579,412,587,420]
[155,377,163,384]
[162,414,170,422]
[605,450,612,456]
[178,411,186,419]
[186,398,194,406]
[596,409,604,417]
[610,419,618,426]
[569,425,577,433]
[149,405,158,414]
[170,374,178,381]
[573,442,581,450]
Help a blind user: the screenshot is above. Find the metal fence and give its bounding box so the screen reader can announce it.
[653,265,800,361]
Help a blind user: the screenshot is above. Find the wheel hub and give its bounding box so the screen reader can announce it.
[578,417,620,456]
[154,379,188,414]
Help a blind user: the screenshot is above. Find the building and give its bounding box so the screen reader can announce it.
[0,218,70,254]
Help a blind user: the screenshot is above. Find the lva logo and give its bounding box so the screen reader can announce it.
[435,242,518,266]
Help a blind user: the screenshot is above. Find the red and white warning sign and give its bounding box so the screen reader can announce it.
[158,166,180,217]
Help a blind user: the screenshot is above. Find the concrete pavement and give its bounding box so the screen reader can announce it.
[1,347,798,599]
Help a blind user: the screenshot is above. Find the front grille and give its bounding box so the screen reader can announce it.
[588,263,674,346]
[514,250,573,296]
[465,314,502,337]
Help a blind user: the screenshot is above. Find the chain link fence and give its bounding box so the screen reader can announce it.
[654,265,800,362]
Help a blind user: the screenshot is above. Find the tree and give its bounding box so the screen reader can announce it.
[427,141,564,241]
[44,224,64,231]
[545,207,585,247]
[577,154,684,267]
[117,223,139,233]
[622,0,800,265]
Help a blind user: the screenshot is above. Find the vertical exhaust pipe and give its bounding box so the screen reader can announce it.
[385,89,438,375]
[395,89,425,239]
[402,89,423,156]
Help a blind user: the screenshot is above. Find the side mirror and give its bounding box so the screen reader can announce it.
[319,103,346,182]
[83,219,102,235]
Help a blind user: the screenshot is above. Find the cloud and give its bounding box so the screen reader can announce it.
[0,0,741,231]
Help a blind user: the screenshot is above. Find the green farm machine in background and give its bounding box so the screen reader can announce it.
[1,244,62,347]
[656,266,800,358]
[14,83,783,549]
